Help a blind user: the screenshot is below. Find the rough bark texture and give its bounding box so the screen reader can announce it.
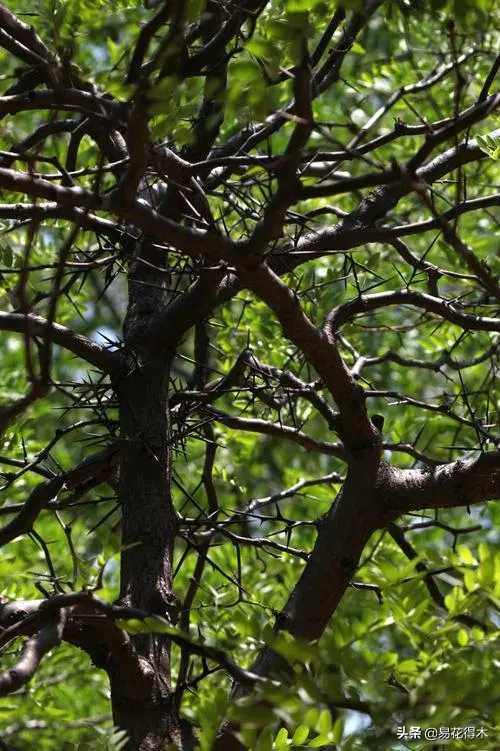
[0,5,498,751]
[110,245,182,749]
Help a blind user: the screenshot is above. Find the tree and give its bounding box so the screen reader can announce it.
[0,0,498,749]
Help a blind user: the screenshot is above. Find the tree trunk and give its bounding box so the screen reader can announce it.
[109,246,183,749]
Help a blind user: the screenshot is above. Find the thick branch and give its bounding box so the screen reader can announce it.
[385,452,500,513]
[0,311,121,373]
[0,166,236,264]
[158,129,500,345]
[300,93,500,200]
[291,130,500,258]
[185,2,269,76]
[231,462,386,699]
[237,264,380,453]
[0,6,52,62]
[0,88,120,121]
[0,611,65,697]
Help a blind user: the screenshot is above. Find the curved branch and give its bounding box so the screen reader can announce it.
[300,94,500,200]
[0,166,236,263]
[351,343,498,376]
[0,444,119,547]
[326,290,500,333]
[0,120,80,168]
[0,6,52,62]
[246,471,344,513]
[160,127,500,344]
[208,407,346,460]
[0,611,65,697]
[0,27,47,67]
[205,0,382,169]
[236,264,379,452]
[0,312,121,373]
[375,193,500,242]
[36,592,268,689]
[185,1,269,76]
[291,129,500,258]
[0,88,120,122]
[0,202,129,247]
[0,593,152,694]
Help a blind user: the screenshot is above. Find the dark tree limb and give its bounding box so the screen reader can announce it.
[237,263,380,453]
[0,610,66,697]
[206,407,346,459]
[0,166,236,264]
[385,452,500,513]
[0,311,121,373]
[326,290,500,333]
[0,445,119,546]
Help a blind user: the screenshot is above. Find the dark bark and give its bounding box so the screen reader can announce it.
[215,450,500,747]
[109,241,182,749]
[0,6,498,750]
[226,451,387,701]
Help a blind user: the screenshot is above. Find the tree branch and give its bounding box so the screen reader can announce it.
[0,166,236,264]
[326,290,500,334]
[0,610,65,697]
[386,452,500,513]
[237,264,382,453]
[0,444,119,546]
[207,407,346,460]
[0,311,121,373]
[290,129,500,259]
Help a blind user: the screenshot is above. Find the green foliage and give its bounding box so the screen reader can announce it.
[477,131,500,160]
[0,0,498,749]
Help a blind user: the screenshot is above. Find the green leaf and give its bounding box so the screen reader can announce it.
[457,629,469,647]
[116,615,174,635]
[332,717,344,744]
[398,659,418,673]
[274,727,289,750]
[115,618,146,635]
[317,709,331,735]
[307,735,331,748]
[286,0,324,11]
[457,544,475,565]
[292,725,309,745]
[0,245,13,268]
[228,704,277,727]
[256,727,273,751]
